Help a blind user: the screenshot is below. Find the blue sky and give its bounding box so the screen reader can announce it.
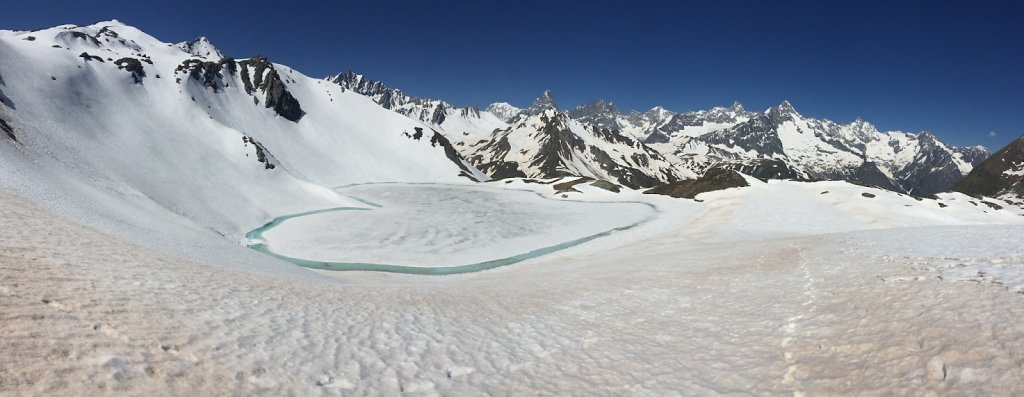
[3,0,1022,147]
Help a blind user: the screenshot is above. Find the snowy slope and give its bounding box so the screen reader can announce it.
[0,20,481,269]
[3,173,1024,395]
[4,19,1024,397]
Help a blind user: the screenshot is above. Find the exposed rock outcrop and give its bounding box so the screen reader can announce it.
[174,57,236,92]
[644,167,748,199]
[241,135,276,170]
[114,57,146,83]
[239,56,304,122]
[0,117,16,142]
[953,136,1024,199]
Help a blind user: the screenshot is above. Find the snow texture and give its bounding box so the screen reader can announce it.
[2,20,1024,396]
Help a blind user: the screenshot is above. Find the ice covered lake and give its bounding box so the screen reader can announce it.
[246,184,655,274]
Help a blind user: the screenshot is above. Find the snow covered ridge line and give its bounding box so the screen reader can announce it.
[0,19,999,198]
[0,19,490,269]
[334,69,989,196]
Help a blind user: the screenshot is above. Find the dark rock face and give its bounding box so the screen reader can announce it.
[590,179,621,192]
[239,56,304,122]
[78,52,104,62]
[818,161,900,192]
[720,158,806,182]
[644,167,748,199]
[696,114,786,159]
[430,105,446,125]
[478,161,528,180]
[643,130,671,144]
[527,113,589,179]
[241,135,276,169]
[1,118,16,141]
[587,144,662,188]
[66,31,101,46]
[0,72,14,109]
[553,177,594,193]
[523,90,558,117]
[94,26,142,51]
[175,58,236,91]
[568,100,620,130]
[113,57,146,83]
[398,127,483,181]
[332,71,401,109]
[953,136,1024,198]
[891,133,988,196]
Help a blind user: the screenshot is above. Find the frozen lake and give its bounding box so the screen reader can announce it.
[246,184,654,274]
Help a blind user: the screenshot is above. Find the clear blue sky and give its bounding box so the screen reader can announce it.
[3,0,1022,148]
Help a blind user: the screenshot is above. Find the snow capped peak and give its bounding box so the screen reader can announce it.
[730,101,745,112]
[529,90,558,112]
[766,100,799,123]
[485,102,522,123]
[774,100,797,114]
[333,70,363,83]
[177,36,223,59]
[87,19,127,28]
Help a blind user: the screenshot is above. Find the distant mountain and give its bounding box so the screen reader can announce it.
[953,136,1024,203]
[484,102,521,123]
[455,97,687,188]
[329,77,986,195]
[653,102,987,195]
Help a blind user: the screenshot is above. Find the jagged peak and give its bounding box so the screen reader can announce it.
[526,90,558,114]
[730,101,745,112]
[534,90,556,105]
[332,70,363,81]
[765,100,799,123]
[917,131,939,141]
[774,100,796,114]
[571,99,619,113]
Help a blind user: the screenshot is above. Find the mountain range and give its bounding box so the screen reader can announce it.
[332,71,992,195]
[1,19,1018,217]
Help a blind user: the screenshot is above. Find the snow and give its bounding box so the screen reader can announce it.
[483,101,521,123]
[175,36,223,59]
[0,21,477,273]
[3,183,1024,395]
[3,20,1024,396]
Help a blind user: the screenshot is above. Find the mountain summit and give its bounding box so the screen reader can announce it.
[524,90,558,116]
[175,36,223,59]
